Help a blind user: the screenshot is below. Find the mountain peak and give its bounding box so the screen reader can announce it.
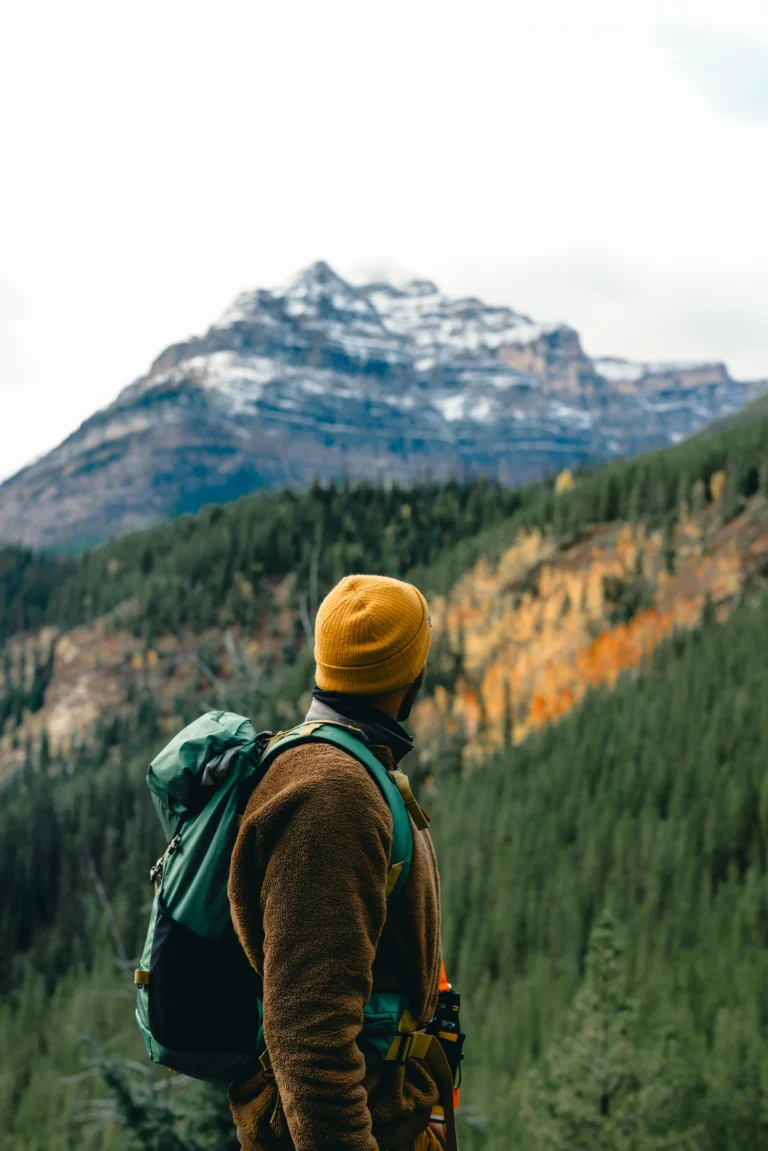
[2,261,766,549]
[213,261,360,329]
[285,260,354,296]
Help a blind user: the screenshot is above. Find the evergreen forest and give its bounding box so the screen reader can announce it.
[3,412,768,1150]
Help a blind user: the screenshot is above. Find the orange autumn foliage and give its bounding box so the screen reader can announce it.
[412,496,768,767]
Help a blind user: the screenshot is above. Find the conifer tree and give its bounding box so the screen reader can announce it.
[519,911,700,1150]
[96,1059,194,1151]
[95,1059,240,1151]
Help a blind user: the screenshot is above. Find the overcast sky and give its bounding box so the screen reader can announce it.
[2,0,768,482]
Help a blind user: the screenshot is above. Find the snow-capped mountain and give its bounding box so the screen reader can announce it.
[2,261,765,549]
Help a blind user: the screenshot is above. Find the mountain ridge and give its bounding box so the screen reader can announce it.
[2,260,765,549]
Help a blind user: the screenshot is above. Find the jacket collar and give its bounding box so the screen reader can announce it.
[305,688,415,766]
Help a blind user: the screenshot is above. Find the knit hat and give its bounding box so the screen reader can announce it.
[314,574,431,695]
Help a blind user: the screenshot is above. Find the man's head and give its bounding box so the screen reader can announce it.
[314,574,431,720]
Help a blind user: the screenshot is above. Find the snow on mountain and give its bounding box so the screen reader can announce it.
[594,357,648,383]
[594,356,725,383]
[1,260,766,549]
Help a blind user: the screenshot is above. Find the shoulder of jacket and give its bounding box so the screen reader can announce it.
[254,740,392,814]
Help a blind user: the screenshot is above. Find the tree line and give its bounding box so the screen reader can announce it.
[2,410,768,647]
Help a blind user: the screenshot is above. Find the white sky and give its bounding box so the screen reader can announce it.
[2,0,768,482]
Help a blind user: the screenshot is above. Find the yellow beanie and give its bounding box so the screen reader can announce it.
[314,574,431,695]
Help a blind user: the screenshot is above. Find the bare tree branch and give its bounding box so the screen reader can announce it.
[224,628,244,677]
[60,1068,101,1086]
[194,653,220,686]
[309,543,320,619]
[299,592,314,646]
[86,855,129,969]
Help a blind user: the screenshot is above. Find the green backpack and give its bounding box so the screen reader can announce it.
[134,710,415,1083]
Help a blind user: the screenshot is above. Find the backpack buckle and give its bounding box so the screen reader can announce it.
[149,853,165,886]
[148,831,182,886]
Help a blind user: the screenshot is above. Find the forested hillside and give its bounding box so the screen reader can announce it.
[3,413,768,1149]
[3,405,768,641]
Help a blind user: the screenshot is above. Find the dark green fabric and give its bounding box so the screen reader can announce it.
[147,710,259,839]
[136,714,414,1080]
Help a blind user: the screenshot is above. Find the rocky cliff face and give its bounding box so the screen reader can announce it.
[1,261,764,549]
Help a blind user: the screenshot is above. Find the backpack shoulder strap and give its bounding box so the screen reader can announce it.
[258,721,413,901]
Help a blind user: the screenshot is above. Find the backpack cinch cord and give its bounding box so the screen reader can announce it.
[148,830,183,889]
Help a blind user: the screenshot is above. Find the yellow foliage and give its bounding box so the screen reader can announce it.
[131,649,157,671]
[411,503,762,765]
[555,469,576,494]
[234,572,255,600]
[710,470,727,503]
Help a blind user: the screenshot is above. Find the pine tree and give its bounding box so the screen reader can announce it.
[93,1058,241,1151]
[519,911,701,1150]
[96,1058,195,1151]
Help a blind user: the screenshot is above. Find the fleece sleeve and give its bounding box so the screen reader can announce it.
[233,745,393,1151]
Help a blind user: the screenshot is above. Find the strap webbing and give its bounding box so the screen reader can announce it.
[384,1031,458,1151]
[261,1025,458,1151]
[390,768,430,831]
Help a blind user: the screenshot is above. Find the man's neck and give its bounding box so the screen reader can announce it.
[368,690,405,718]
[306,689,415,765]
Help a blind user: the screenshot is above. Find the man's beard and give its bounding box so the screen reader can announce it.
[396,667,426,722]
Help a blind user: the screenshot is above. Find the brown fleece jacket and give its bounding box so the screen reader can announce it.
[227,741,442,1151]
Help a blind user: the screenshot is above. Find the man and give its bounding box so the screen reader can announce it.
[228,574,447,1151]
